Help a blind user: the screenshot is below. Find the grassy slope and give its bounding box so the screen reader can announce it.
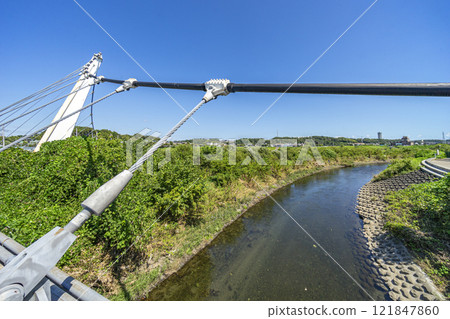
[371,158,423,182]
[384,176,450,298]
[374,148,450,298]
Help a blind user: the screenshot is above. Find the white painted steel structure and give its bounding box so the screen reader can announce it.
[34,53,102,152]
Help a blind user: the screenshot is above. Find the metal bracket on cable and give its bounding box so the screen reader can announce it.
[116,78,138,93]
[94,75,104,85]
[202,79,230,102]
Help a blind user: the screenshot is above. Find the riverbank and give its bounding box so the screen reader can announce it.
[2,138,443,300]
[110,161,390,300]
[355,170,446,300]
[109,164,341,300]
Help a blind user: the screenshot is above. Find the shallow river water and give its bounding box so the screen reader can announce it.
[147,164,390,301]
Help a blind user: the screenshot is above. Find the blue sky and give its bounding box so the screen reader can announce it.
[1,0,449,140]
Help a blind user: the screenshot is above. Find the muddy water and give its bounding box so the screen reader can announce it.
[147,164,389,301]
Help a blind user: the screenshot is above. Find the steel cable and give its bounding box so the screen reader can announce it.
[89,84,96,137]
[0,68,82,114]
[99,77,450,97]
[0,78,81,118]
[7,87,70,137]
[0,89,118,153]
[0,83,94,127]
[129,99,206,172]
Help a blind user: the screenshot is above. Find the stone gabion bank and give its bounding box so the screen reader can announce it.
[355,170,445,301]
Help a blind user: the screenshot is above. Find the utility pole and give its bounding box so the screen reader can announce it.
[2,126,4,148]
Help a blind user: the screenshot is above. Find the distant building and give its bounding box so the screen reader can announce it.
[401,136,413,146]
[377,132,382,140]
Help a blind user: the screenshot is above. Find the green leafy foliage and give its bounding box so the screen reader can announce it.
[372,158,421,182]
[385,175,450,295]
[385,175,450,240]
[0,136,441,270]
[0,137,207,259]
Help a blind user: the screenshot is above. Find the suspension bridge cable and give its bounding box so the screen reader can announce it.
[7,88,69,137]
[89,84,96,137]
[226,82,450,96]
[0,77,80,121]
[22,81,79,137]
[2,95,46,129]
[128,80,229,171]
[63,84,224,238]
[2,81,74,130]
[0,68,82,114]
[129,98,206,173]
[0,77,79,124]
[0,78,80,118]
[98,77,450,97]
[0,89,119,153]
[67,112,92,138]
[0,67,82,112]
[22,103,62,138]
[101,77,205,91]
[0,83,94,127]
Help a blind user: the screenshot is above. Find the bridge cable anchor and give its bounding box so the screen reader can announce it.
[116,78,138,93]
[202,79,230,103]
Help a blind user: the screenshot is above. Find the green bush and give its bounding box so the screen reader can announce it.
[0,136,440,268]
[372,158,420,182]
[0,137,207,257]
[384,175,450,293]
[385,175,450,239]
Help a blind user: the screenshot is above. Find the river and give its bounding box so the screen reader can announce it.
[147,164,389,301]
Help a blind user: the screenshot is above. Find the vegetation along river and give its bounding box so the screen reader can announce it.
[147,164,390,301]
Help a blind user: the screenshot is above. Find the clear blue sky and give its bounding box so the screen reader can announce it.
[1,0,449,140]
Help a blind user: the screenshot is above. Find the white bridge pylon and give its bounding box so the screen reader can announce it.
[34,53,102,152]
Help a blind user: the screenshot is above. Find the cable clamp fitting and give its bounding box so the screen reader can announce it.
[203,79,230,102]
[93,52,103,62]
[80,54,102,79]
[116,78,138,93]
[94,75,104,85]
[80,69,90,80]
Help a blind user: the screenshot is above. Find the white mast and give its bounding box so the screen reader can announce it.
[34,53,102,152]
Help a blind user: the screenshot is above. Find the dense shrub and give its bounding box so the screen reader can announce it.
[384,176,450,294]
[385,175,450,239]
[372,158,419,182]
[0,137,443,267]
